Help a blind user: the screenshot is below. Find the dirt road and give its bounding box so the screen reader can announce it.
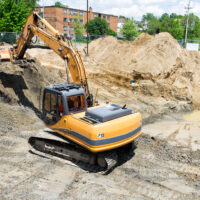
[0,103,199,200]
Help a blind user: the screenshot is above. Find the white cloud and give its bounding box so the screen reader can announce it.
[39,0,200,20]
[104,5,143,19]
[192,2,200,15]
[137,0,167,5]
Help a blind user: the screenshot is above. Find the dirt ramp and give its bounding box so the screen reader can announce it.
[0,60,63,111]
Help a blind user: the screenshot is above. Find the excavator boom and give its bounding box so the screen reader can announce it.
[0,12,92,106]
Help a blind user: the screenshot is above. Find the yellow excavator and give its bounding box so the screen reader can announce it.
[0,12,142,172]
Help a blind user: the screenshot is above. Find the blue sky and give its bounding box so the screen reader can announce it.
[39,0,200,20]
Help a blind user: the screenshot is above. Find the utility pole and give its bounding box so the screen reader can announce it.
[184,0,192,45]
[86,0,89,56]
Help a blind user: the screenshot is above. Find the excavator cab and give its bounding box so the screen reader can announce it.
[42,83,86,125]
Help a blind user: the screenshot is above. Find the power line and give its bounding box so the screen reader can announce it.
[184,0,193,45]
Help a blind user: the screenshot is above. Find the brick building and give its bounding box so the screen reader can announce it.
[36,6,118,38]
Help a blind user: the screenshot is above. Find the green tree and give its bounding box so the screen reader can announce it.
[146,17,160,35]
[192,17,200,39]
[0,0,32,32]
[54,1,68,8]
[187,14,200,39]
[72,16,85,38]
[121,19,138,41]
[138,23,143,28]
[170,13,177,19]
[160,17,184,39]
[160,13,169,21]
[35,2,40,7]
[85,17,108,35]
[142,13,156,22]
[180,13,200,39]
[24,0,39,9]
[107,28,117,36]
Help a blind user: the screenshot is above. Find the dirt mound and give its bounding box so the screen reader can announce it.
[0,42,12,46]
[0,60,64,113]
[84,32,200,109]
[87,33,185,75]
[132,32,152,46]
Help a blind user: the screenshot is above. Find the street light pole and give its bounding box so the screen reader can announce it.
[86,0,89,56]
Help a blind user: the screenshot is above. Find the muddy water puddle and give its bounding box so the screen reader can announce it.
[182,110,200,122]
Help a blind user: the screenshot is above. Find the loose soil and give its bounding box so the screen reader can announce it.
[0,104,199,199]
[0,32,200,199]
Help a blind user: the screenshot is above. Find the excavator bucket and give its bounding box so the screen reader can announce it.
[0,46,13,61]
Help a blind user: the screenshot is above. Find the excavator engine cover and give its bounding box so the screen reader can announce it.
[85,104,132,122]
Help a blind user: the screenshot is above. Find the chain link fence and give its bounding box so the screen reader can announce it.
[0,32,19,44]
[0,32,199,51]
[178,39,200,50]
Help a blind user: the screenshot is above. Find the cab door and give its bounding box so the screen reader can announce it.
[42,90,63,125]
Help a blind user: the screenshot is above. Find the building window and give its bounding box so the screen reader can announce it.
[69,10,73,15]
[69,18,73,23]
[107,16,110,20]
[108,23,110,27]
[63,26,68,31]
[63,18,67,22]
[103,16,106,19]
[63,9,67,14]
[80,19,83,24]
[74,11,78,16]
[79,12,83,16]
[94,14,97,18]
[70,27,74,31]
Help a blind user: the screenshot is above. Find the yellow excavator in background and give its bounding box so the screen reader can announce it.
[0,12,142,172]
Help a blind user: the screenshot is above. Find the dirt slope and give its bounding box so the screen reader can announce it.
[0,60,64,112]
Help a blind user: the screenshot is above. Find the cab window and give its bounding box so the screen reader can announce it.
[67,95,85,113]
[58,94,63,117]
[44,92,56,114]
[43,91,57,122]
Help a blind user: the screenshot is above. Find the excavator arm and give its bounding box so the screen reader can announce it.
[11,12,93,106]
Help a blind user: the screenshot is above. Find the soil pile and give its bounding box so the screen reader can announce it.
[87,33,185,74]
[84,33,200,109]
[0,60,64,112]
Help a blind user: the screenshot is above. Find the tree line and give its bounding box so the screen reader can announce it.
[142,12,200,40]
[0,0,199,42]
[120,12,200,41]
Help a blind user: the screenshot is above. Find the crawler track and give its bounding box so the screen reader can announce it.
[28,137,119,174]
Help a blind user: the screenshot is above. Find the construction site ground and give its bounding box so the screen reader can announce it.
[0,102,200,200]
[0,33,200,199]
